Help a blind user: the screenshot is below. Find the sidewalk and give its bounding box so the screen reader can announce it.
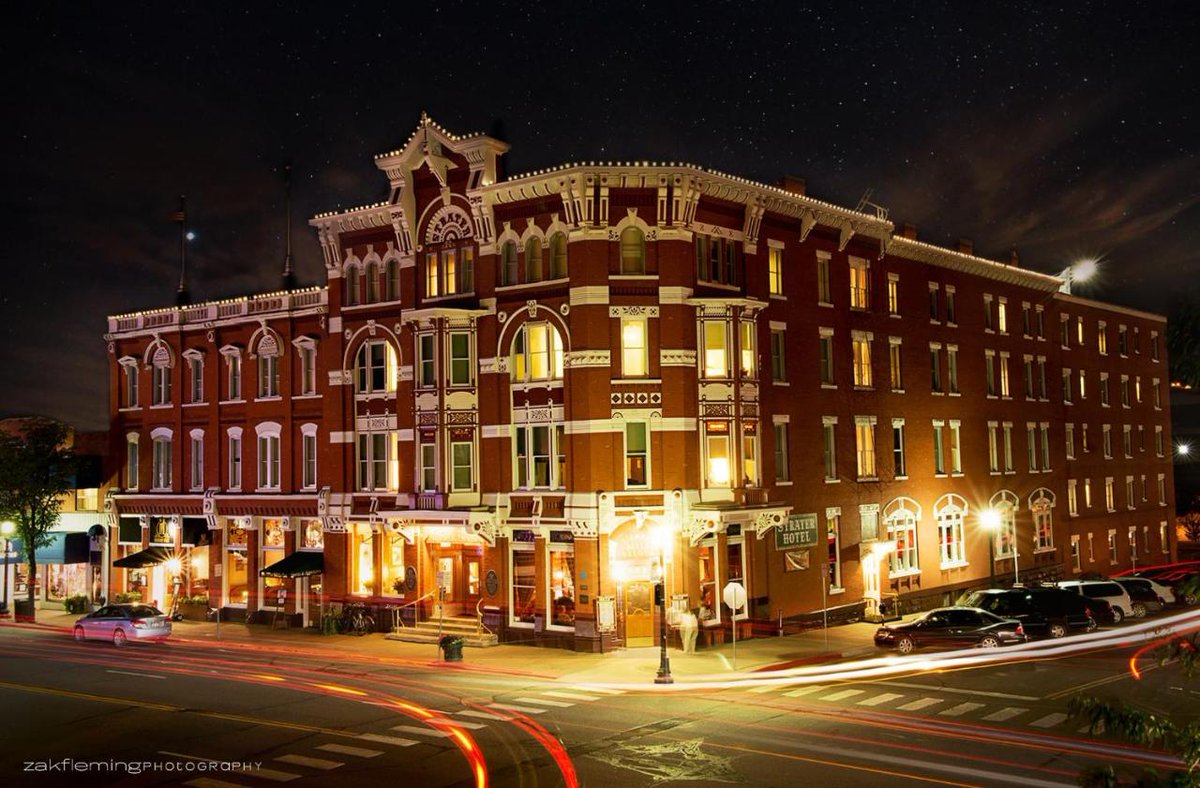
[17,608,884,684]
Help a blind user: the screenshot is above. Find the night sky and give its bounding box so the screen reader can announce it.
[3,2,1198,431]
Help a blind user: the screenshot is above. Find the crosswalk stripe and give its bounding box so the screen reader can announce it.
[1030,712,1069,728]
[489,703,547,714]
[392,725,450,738]
[514,697,575,707]
[541,691,600,702]
[457,710,507,721]
[316,744,382,758]
[983,707,1028,722]
[275,754,342,770]
[783,685,827,697]
[857,692,904,707]
[357,733,418,747]
[184,779,245,788]
[428,716,486,730]
[898,697,944,711]
[939,702,986,717]
[577,687,625,695]
[819,689,866,702]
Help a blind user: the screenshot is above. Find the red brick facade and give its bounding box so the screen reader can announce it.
[104,116,1176,648]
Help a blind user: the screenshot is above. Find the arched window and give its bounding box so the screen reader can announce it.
[151,345,172,406]
[256,334,280,398]
[549,233,568,279]
[620,227,645,274]
[1030,488,1056,551]
[355,340,398,394]
[525,238,543,283]
[989,491,1019,560]
[510,322,564,382]
[345,264,361,305]
[500,241,518,286]
[935,494,968,568]
[384,258,400,301]
[365,261,380,303]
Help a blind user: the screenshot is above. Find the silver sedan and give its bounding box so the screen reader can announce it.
[73,604,172,646]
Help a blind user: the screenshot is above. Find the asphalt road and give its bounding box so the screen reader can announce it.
[0,621,1196,787]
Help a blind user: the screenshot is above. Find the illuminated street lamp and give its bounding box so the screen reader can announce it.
[0,521,15,616]
[1058,259,1099,294]
[1178,442,1192,458]
[980,509,1003,588]
[651,523,674,685]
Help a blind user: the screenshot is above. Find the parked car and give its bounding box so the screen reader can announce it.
[958,588,1094,639]
[1077,595,1117,625]
[73,604,172,646]
[1114,576,1177,607]
[1057,580,1135,623]
[1117,562,1200,605]
[874,606,1027,654]
[1112,577,1167,615]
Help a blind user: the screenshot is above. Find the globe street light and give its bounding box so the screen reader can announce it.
[980,509,1002,588]
[1,520,15,616]
[1058,259,1099,294]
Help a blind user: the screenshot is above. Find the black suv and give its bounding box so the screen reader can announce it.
[957,588,1095,639]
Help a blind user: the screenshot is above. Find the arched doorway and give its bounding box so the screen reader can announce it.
[608,516,674,648]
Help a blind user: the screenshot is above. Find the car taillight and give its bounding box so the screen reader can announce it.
[132,619,147,629]
[1085,609,1094,619]
[1015,624,1025,636]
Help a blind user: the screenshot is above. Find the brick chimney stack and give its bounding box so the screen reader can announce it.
[1009,249,1021,267]
[900,223,918,240]
[779,175,806,196]
[957,238,974,255]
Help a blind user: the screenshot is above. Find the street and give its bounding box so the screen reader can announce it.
[1,615,1197,787]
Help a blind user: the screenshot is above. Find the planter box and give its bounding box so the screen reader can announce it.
[176,602,210,621]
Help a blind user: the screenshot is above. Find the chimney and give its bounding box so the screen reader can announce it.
[957,238,974,255]
[779,175,806,196]
[900,223,918,240]
[1009,249,1021,267]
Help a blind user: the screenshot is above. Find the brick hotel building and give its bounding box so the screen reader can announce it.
[103,115,1176,651]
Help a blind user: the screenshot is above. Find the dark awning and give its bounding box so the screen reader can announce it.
[180,517,210,547]
[6,533,91,565]
[259,551,324,579]
[113,547,173,568]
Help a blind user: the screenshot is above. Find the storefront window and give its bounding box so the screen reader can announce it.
[511,547,536,624]
[353,523,374,596]
[301,519,323,550]
[46,564,87,602]
[550,547,575,627]
[225,523,249,607]
[261,519,285,606]
[187,546,210,597]
[697,541,717,622]
[383,534,405,596]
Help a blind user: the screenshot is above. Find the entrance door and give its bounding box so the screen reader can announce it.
[862,553,881,619]
[624,581,654,647]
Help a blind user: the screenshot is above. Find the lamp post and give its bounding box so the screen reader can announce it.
[980,509,1002,588]
[0,521,14,616]
[653,527,673,685]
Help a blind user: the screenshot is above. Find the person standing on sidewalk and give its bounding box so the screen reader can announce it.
[678,609,698,653]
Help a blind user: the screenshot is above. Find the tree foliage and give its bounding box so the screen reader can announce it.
[1168,301,1200,390]
[1179,509,1200,543]
[0,418,77,604]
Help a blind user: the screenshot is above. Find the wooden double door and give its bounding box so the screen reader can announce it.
[431,545,483,616]
[624,580,654,647]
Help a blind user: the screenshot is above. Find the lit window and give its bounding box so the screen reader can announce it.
[424,252,439,297]
[768,247,784,295]
[999,352,1010,397]
[151,348,172,406]
[742,422,759,486]
[620,227,646,274]
[997,298,1008,334]
[936,497,966,567]
[849,257,870,309]
[1034,501,1054,550]
[356,341,398,393]
[887,510,919,573]
[511,323,565,383]
[852,333,872,388]
[887,274,899,315]
[740,321,757,377]
[705,421,730,487]
[626,422,649,487]
[949,421,962,473]
[855,416,876,479]
[987,423,999,472]
[621,318,648,377]
[827,509,842,589]
[703,321,729,379]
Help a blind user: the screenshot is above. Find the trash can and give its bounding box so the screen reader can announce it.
[439,634,464,662]
[14,600,36,623]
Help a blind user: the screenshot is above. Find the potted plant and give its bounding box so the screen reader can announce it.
[176,595,211,621]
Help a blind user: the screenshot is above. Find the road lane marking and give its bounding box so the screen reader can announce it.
[857,692,904,707]
[316,744,382,758]
[457,710,507,721]
[1029,712,1069,728]
[983,707,1028,722]
[489,703,547,714]
[428,716,486,729]
[782,685,827,697]
[577,687,624,695]
[938,702,986,717]
[897,697,944,711]
[883,681,1038,701]
[514,697,574,707]
[819,689,866,702]
[106,669,166,680]
[275,754,342,770]
[391,725,450,738]
[357,733,418,747]
[541,691,600,702]
[158,753,299,782]
[183,780,245,788]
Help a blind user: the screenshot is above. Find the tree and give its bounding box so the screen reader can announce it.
[1168,301,1200,390]
[0,419,77,607]
[1069,574,1200,787]
[1181,511,1200,544]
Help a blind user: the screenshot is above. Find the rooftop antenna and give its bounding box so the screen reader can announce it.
[855,188,890,221]
[173,195,191,305]
[281,161,296,291]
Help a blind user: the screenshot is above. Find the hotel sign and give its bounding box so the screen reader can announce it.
[775,514,819,550]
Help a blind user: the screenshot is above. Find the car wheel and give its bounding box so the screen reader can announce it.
[1131,602,1147,619]
[1110,607,1125,624]
[112,628,127,648]
[1049,622,1068,639]
[896,636,916,655]
[979,635,1001,648]
[1183,593,1198,607]
[73,626,86,643]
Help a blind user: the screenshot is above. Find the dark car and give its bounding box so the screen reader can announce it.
[874,606,1027,655]
[957,588,1094,639]
[1077,595,1117,625]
